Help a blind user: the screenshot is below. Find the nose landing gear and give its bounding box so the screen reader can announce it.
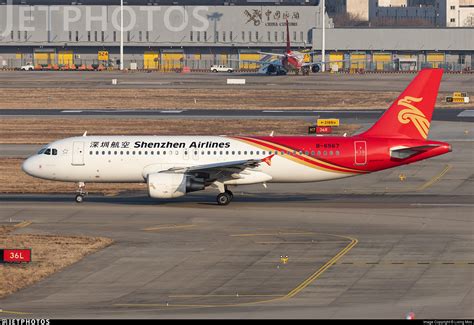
[75,182,87,203]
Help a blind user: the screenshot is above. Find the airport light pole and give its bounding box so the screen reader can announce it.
[321,0,326,72]
[120,0,124,71]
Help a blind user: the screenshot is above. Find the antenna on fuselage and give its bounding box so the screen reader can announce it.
[83,131,88,137]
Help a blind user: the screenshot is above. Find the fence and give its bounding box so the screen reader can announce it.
[1,57,473,72]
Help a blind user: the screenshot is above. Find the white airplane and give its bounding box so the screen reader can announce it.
[22,69,451,205]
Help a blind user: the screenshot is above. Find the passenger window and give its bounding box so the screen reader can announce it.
[330,151,333,156]
[102,151,105,155]
[96,151,99,155]
[311,151,315,156]
[44,149,51,155]
[305,151,309,155]
[336,150,340,156]
[89,151,93,155]
[144,151,148,155]
[114,151,118,155]
[317,151,321,156]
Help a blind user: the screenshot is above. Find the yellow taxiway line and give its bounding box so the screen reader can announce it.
[114,232,358,310]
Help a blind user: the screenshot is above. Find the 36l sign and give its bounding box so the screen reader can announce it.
[0,249,32,263]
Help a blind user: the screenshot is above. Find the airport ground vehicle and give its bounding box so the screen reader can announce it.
[210,65,234,73]
[20,63,34,71]
[22,69,451,205]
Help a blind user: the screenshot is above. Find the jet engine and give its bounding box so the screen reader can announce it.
[266,64,277,75]
[147,173,205,199]
[311,64,320,73]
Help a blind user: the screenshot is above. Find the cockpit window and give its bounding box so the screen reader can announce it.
[52,149,57,155]
[44,149,51,155]
[37,148,46,154]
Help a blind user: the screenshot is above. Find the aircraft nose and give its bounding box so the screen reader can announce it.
[22,156,37,176]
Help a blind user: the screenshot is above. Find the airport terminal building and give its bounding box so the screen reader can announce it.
[0,0,472,71]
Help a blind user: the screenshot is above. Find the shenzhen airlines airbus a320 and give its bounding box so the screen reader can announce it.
[23,69,451,205]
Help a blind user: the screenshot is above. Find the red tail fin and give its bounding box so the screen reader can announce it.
[361,68,443,140]
[286,19,291,53]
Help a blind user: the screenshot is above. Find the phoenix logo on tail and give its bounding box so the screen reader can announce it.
[397,96,430,139]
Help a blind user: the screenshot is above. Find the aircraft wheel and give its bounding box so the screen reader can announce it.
[225,190,234,200]
[75,194,84,203]
[217,192,232,206]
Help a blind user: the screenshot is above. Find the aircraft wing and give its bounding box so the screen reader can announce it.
[164,155,274,174]
[301,58,367,67]
[257,51,286,58]
[228,58,284,67]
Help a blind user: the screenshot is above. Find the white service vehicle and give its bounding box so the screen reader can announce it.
[210,65,233,73]
[20,63,35,71]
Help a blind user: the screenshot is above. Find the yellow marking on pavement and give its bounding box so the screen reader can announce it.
[13,221,32,229]
[0,310,32,315]
[284,234,358,299]
[231,232,316,237]
[114,232,359,310]
[256,241,318,244]
[142,224,196,232]
[169,294,284,298]
[417,164,452,191]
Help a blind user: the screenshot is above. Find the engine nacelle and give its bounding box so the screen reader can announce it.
[147,173,205,199]
[311,64,320,73]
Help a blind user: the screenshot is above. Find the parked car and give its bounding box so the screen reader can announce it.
[20,63,35,71]
[210,65,233,73]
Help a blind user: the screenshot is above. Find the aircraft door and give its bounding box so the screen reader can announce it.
[72,141,85,166]
[354,141,367,166]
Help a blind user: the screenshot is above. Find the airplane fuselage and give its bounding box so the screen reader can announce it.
[23,135,450,185]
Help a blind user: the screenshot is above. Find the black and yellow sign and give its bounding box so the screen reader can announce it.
[98,51,109,61]
[317,119,340,127]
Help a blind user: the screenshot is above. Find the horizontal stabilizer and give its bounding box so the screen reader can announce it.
[390,144,441,159]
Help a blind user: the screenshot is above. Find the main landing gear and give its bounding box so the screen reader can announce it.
[216,189,234,206]
[75,182,87,203]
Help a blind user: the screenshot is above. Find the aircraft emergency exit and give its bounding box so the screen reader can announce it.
[23,69,451,205]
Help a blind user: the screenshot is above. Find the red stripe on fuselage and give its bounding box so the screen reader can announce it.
[232,136,367,174]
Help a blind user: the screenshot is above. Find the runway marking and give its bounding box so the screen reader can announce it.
[13,220,32,229]
[169,294,284,298]
[142,224,196,232]
[231,232,315,237]
[0,309,32,315]
[284,234,358,299]
[417,164,452,191]
[113,232,358,310]
[334,261,474,266]
[61,110,83,113]
[410,203,474,207]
